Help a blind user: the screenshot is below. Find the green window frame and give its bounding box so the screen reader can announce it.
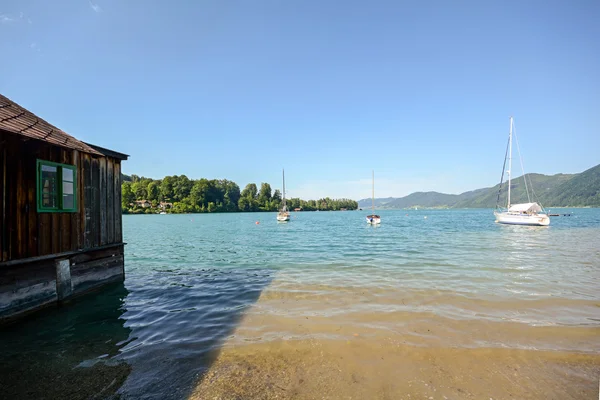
[36,159,77,213]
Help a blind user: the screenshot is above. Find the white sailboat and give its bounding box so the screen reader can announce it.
[366,170,381,224]
[277,169,291,222]
[494,117,550,226]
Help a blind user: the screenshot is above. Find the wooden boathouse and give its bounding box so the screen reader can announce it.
[0,94,128,321]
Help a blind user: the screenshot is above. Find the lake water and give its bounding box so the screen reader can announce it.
[1,209,599,399]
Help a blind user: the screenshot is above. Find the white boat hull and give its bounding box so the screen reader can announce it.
[277,214,290,222]
[494,211,550,226]
[366,217,381,225]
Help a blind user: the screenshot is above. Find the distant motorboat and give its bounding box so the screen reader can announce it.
[159,211,166,215]
[366,170,381,225]
[494,117,550,226]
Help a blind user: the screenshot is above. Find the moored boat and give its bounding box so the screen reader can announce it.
[494,117,550,226]
[366,170,381,225]
[277,169,290,222]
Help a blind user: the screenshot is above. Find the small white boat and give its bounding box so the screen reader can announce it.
[159,211,166,215]
[366,214,381,224]
[494,117,550,227]
[277,211,290,222]
[366,170,381,225]
[277,169,290,222]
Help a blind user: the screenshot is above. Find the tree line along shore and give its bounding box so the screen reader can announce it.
[122,175,358,214]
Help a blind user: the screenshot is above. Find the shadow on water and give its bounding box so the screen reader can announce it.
[0,267,274,400]
[0,283,132,399]
[114,266,274,399]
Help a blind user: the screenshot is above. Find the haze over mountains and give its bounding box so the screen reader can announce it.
[358,164,600,209]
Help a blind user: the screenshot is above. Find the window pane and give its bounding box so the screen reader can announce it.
[42,165,57,173]
[41,166,57,208]
[63,193,74,209]
[63,181,74,195]
[62,168,74,182]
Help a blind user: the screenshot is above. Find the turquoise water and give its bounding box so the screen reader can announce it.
[0,209,599,399]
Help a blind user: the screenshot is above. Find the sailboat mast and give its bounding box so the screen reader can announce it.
[282,169,286,208]
[372,170,374,213]
[507,116,513,209]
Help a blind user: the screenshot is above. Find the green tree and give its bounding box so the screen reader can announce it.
[173,175,192,202]
[258,182,272,206]
[238,196,250,212]
[131,181,147,199]
[190,179,209,207]
[220,180,240,211]
[205,179,223,205]
[122,174,359,214]
[241,183,258,199]
[122,181,135,208]
[272,189,281,202]
[160,176,176,201]
[147,181,159,201]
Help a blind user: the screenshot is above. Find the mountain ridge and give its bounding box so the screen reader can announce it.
[358,164,600,209]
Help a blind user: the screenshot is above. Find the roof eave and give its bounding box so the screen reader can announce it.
[0,127,104,156]
[84,142,129,160]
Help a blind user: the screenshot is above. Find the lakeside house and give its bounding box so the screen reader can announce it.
[134,200,152,208]
[0,94,128,321]
[159,202,173,210]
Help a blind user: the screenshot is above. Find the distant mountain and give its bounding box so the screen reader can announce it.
[384,192,460,209]
[357,164,599,209]
[546,164,600,207]
[454,172,575,208]
[357,197,397,208]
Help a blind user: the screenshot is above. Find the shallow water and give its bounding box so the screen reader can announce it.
[0,209,599,399]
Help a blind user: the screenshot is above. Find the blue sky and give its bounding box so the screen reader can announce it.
[1,1,599,200]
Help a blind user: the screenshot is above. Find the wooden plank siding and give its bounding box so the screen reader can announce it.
[0,133,5,261]
[72,150,81,252]
[107,160,115,244]
[114,162,122,242]
[26,141,37,258]
[37,144,52,257]
[91,157,100,248]
[15,143,25,258]
[83,154,93,250]
[99,157,107,246]
[50,145,60,255]
[0,130,124,263]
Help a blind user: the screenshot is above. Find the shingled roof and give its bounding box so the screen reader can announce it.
[0,94,103,156]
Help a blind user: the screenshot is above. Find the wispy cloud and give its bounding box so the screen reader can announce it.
[0,14,16,24]
[30,42,40,52]
[89,0,102,13]
[1,12,29,24]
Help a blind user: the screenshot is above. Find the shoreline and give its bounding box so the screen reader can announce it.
[122,209,359,215]
[123,206,597,215]
[190,273,600,399]
[191,339,600,399]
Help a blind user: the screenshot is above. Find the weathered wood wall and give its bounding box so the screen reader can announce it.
[0,244,125,320]
[0,130,123,263]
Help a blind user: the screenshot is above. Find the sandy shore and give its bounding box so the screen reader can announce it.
[190,283,600,399]
[191,339,599,399]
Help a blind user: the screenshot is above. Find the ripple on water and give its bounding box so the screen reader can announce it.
[0,209,598,399]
